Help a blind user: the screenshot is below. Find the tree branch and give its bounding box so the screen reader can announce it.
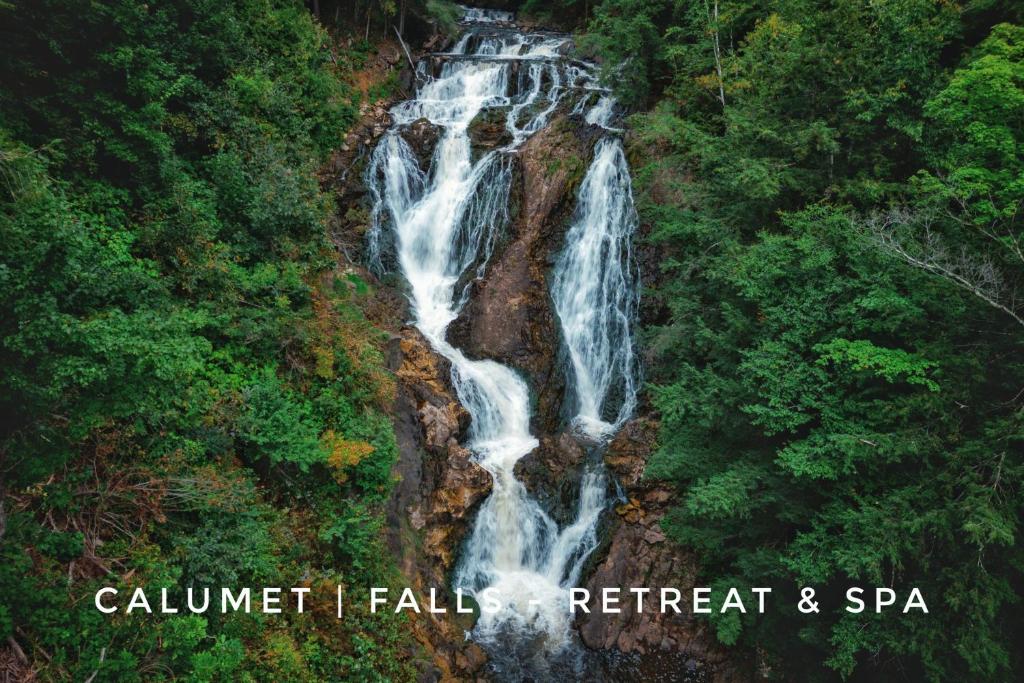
[83,647,107,683]
[863,207,1024,329]
[704,0,726,108]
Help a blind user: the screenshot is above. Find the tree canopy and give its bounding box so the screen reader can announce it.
[559,0,1024,678]
[0,1,420,679]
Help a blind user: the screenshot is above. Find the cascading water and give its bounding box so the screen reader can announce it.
[366,6,639,677]
[551,137,639,438]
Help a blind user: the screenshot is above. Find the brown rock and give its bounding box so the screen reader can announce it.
[449,116,590,430]
[578,499,715,652]
[517,117,589,231]
[468,107,512,149]
[454,643,487,674]
[604,417,659,488]
[396,330,456,401]
[392,330,490,571]
[578,417,754,681]
[643,527,667,544]
[515,431,584,482]
[401,117,441,166]
[384,328,493,678]
[378,43,402,66]
[513,430,593,524]
[418,402,466,449]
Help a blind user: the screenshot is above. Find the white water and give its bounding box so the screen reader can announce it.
[366,8,639,659]
[585,95,620,130]
[551,137,639,437]
[459,5,514,23]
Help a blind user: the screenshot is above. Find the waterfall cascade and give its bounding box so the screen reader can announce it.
[365,5,640,671]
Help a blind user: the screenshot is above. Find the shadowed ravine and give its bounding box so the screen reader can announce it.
[366,6,639,679]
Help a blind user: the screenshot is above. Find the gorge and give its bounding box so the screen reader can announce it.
[349,6,732,681]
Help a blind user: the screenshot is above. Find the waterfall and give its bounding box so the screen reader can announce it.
[551,137,639,438]
[365,6,639,668]
[459,5,514,23]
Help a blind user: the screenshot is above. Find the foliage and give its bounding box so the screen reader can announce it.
[0,1,417,680]
[575,0,1024,680]
[425,0,464,36]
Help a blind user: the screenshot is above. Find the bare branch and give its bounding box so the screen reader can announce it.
[393,25,416,75]
[83,647,107,683]
[6,636,28,666]
[862,207,1024,329]
[704,0,726,108]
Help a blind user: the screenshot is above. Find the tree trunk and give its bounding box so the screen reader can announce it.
[0,479,7,543]
[705,0,726,108]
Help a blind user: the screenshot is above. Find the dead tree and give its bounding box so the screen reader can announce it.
[705,0,726,108]
[863,207,1024,329]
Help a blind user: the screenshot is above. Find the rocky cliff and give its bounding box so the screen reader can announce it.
[578,418,753,682]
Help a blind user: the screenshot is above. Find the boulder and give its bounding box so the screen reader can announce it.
[468,107,513,150]
[513,431,589,525]
[400,117,441,167]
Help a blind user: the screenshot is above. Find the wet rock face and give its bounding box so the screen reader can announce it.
[384,328,492,680]
[448,115,589,434]
[400,117,442,167]
[324,99,397,261]
[469,107,513,150]
[577,485,699,654]
[580,492,748,683]
[517,117,589,238]
[390,329,491,583]
[514,431,588,525]
[603,417,658,489]
[577,418,752,682]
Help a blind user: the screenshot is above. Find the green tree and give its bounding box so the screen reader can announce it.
[582,0,1024,679]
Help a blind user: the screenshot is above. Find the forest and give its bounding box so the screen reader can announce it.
[1,0,1022,681]
[0,1,423,680]
[568,0,1024,679]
